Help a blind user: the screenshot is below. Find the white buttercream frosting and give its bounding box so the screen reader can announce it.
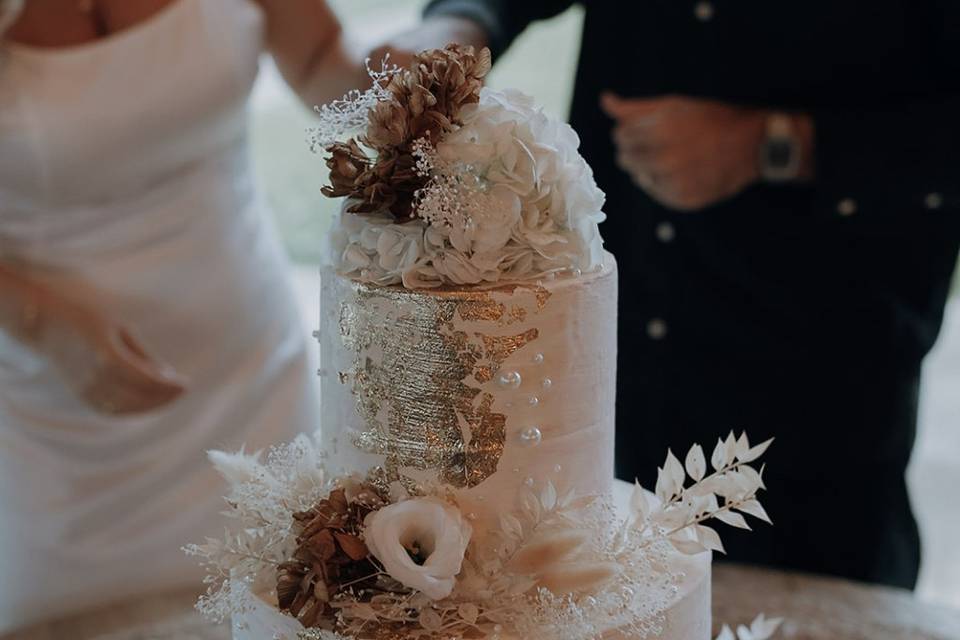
[319,254,619,529]
[326,88,606,289]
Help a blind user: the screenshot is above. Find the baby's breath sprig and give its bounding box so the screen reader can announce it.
[306,56,399,153]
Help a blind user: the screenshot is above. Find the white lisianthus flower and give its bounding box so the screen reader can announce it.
[326,88,606,287]
[363,498,473,600]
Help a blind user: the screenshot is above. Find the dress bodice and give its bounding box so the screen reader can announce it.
[0,0,263,252]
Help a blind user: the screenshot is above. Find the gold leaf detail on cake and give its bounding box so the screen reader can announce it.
[475,329,539,384]
[456,298,506,323]
[337,282,547,489]
[509,306,528,323]
[456,297,532,326]
[534,285,552,311]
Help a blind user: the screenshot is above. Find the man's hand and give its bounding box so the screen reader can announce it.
[601,93,781,211]
[368,16,489,73]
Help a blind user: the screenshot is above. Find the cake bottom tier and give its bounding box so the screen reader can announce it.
[231,480,712,640]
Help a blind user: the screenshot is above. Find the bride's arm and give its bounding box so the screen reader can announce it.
[0,261,186,415]
[0,262,45,348]
[255,0,368,108]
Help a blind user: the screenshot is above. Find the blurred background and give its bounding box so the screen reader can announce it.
[249,0,960,610]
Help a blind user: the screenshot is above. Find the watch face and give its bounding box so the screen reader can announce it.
[764,140,794,170]
[761,135,800,181]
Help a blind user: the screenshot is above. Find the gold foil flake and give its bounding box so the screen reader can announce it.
[457,298,506,323]
[474,366,495,385]
[477,329,539,380]
[456,297,531,326]
[337,281,549,489]
[533,285,552,311]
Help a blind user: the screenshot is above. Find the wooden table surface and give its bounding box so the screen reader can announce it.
[5,564,960,640]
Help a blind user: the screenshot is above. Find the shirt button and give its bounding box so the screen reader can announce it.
[694,1,714,21]
[837,198,857,216]
[925,192,943,210]
[647,318,668,340]
[655,221,676,243]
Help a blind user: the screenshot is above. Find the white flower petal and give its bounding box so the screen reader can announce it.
[364,498,472,600]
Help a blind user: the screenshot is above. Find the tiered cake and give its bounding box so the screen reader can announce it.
[188,45,773,640]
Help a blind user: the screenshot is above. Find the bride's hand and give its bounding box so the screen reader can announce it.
[29,286,187,416]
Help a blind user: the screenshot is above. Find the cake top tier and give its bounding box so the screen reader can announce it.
[311,45,606,289]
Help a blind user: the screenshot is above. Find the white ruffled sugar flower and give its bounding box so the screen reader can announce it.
[326,87,606,288]
[327,210,428,287]
[363,497,472,600]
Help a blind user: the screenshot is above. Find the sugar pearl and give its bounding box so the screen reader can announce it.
[541,378,553,390]
[519,426,542,447]
[497,370,522,389]
[532,352,545,365]
[527,396,539,407]
[553,464,563,473]
[524,477,535,487]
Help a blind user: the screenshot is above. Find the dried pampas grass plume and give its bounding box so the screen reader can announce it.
[536,561,621,595]
[507,529,590,575]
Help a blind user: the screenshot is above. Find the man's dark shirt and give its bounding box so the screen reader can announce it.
[424,0,960,588]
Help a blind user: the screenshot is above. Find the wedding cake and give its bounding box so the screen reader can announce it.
[187,46,776,640]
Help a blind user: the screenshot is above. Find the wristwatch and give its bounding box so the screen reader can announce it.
[759,113,802,182]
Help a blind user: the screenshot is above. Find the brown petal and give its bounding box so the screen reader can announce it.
[304,528,339,563]
[327,488,349,514]
[333,532,369,561]
[276,563,306,610]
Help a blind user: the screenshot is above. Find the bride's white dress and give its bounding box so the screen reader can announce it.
[0,0,319,631]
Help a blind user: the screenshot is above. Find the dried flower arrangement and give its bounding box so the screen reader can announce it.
[185,431,780,639]
[312,46,606,289]
[315,46,491,221]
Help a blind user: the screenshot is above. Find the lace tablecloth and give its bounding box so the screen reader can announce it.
[5,565,959,640]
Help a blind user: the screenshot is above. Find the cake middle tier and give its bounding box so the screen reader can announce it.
[319,253,618,525]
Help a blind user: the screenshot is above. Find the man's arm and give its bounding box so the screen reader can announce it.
[423,0,577,58]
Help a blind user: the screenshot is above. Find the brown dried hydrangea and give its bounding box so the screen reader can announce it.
[322,44,492,221]
[276,483,387,629]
